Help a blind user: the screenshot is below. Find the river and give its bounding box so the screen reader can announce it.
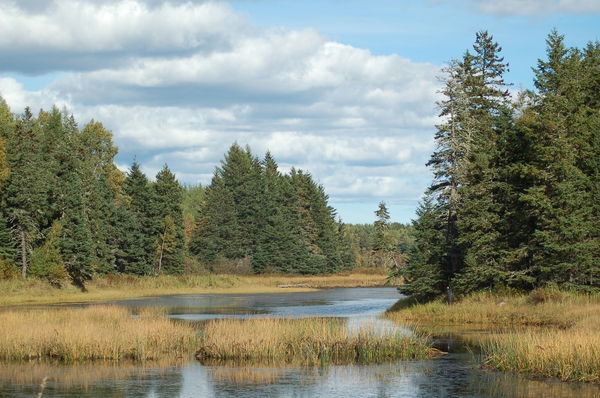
[1,288,598,397]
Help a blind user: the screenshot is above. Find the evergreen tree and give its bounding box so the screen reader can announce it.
[453,31,512,293]
[4,108,48,278]
[521,30,598,289]
[219,144,262,257]
[397,195,448,301]
[153,165,185,274]
[252,153,308,273]
[373,201,391,251]
[121,161,157,275]
[190,174,241,262]
[29,220,67,285]
[76,121,122,274]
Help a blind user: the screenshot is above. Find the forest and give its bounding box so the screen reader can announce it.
[0,104,410,287]
[396,30,600,299]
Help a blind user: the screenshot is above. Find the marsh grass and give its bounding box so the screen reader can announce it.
[385,289,600,328]
[481,328,600,383]
[385,288,600,383]
[0,306,199,362]
[0,270,390,306]
[196,318,438,365]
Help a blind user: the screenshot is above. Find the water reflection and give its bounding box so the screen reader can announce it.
[2,288,599,398]
[2,359,598,398]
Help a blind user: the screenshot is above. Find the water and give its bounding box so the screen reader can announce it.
[1,288,598,397]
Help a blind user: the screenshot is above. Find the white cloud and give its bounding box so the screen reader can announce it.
[0,0,442,219]
[469,0,600,15]
[0,0,247,72]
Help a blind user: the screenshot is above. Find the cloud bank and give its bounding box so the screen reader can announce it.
[0,0,441,222]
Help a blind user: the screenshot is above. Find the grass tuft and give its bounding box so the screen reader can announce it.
[196,317,439,364]
[0,306,199,362]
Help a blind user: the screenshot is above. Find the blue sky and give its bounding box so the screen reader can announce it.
[0,0,598,224]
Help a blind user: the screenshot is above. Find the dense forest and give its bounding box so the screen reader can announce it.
[188,144,355,274]
[0,103,406,287]
[396,30,600,299]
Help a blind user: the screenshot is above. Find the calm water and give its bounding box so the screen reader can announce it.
[1,288,599,398]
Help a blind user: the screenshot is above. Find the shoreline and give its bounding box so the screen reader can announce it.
[385,289,600,383]
[1,270,394,307]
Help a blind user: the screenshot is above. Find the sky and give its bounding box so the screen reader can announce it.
[0,0,598,224]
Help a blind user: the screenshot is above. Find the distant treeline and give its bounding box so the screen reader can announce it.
[396,30,600,299]
[0,104,404,287]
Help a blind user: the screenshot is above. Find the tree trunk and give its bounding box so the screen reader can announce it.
[157,230,166,275]
[20,227,27,279]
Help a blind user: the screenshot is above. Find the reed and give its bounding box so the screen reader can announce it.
[481,328,600,383]
[0,306,199,361]
[385,288,600,383]
[385,289,600,328]
[196,318,438,364]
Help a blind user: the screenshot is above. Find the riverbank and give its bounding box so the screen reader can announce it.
[0,269,392,306]
[385,288,600,383]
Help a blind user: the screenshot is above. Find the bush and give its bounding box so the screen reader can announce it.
[0,257,18,279]
[29,221,67,286]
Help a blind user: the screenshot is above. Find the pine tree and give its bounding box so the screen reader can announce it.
[219,144,262,257]
[521,30,598,289]
[121,161,156,275]
[190,174,241,262]
[153,165,185,274]
[397,195,448,301]
[373,201,391,251]
[453,31,512,293]
[252,152,308,273]
[373,201,392,268]
[4,108,48,278]
[76,120,122,274]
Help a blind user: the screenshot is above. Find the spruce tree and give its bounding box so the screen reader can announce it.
[190,174,241,262]
[4,108,48,278]
[153,165,185,274]
[397,195,448,301]
[252,152,308,273]
[76,121,122,274]
[522,30,598,288]
[121,161,156,275]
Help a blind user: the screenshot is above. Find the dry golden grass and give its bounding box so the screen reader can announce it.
[0,270,391,306]
[385,288,600,383]
[196,317,438,364]
[385,289,600,328]
[481,327,600,383]
[0,306,199,361]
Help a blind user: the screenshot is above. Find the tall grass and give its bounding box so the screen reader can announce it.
[385,289,600,328]
[196,318,438,364]
[1,270,391,306]
[481,328,600,383]
[385,288,600,383]
[0,306,199,361]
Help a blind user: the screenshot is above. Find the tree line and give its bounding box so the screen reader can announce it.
[0,103,361,286]
[189,144,355,274]
[396,30,600,300]
[0,102,186,287]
